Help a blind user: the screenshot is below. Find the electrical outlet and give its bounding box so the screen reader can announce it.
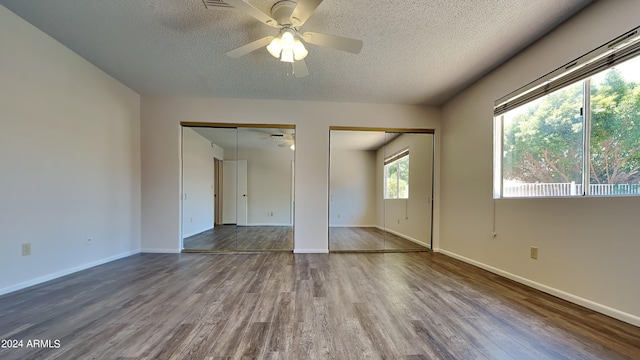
[530,246,538,259]
[22,243,31,256]
[86,238,93,246]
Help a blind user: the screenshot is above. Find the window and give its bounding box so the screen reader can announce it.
[494,29,640,198]
[589,61,640,194]
[384,150,409,199]
[501,82,585,197]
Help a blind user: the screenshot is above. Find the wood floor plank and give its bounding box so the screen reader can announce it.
[0,252,639,359]
[234,321,270,358]
[329,226,429,251]
[183,225,294,251]
[266,292,295,353]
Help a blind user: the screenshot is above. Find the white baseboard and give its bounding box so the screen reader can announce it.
[375,226,431,249]
[243,223,293,227]
[385,228,431,248]
[294,249,329,254]
[329,225,377,228]
[141,248,181,254]
[0,250,140,297]
[182,227,214,239]
[438,249,640,327]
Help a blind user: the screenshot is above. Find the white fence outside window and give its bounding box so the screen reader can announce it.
[503,182,640,197]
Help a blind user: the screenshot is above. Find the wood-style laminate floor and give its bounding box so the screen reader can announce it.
[183,225,293,251]
[1,252,639,359]
[330,227,429,251]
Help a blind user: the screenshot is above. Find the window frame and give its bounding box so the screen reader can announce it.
[494,28,640,199]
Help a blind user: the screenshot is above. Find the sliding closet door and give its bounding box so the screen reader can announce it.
[181,126,238,251]
[329,128,433,252]
[329,130,386,251]
[235,126,295,251]
[382,132,433,251]
[181,124,296,252]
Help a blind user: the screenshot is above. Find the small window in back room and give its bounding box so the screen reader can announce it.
[384,149,409,199]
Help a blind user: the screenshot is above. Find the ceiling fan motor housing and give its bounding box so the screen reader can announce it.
[271,0,299,26]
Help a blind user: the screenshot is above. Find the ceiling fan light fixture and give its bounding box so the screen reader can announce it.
[280,49,294,63]
[293,39,308,60]
[269,29,303,62]
[266,37,282,58]
[281,30,296,50]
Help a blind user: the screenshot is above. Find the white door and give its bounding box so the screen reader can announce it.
[222,161,237,224]
[237,160,248,226]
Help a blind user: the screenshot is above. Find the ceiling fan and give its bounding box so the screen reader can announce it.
[223,0,363,78]
[271,133,296,149]
[257,130,295,149]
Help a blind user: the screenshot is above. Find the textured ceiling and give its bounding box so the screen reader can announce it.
[0,0,593,105]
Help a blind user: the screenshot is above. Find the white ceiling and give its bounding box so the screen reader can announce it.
[0,0,593,105]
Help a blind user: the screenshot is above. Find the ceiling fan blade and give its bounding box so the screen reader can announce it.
[225,36,274,58]
[290,0,323,26]
[224,0,279,27]
[293,60,309,78]
[300,32,363,54]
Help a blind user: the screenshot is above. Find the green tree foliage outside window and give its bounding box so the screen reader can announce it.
[590,69,640,185]
[385,155,409,199]
[503,82,584,184]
